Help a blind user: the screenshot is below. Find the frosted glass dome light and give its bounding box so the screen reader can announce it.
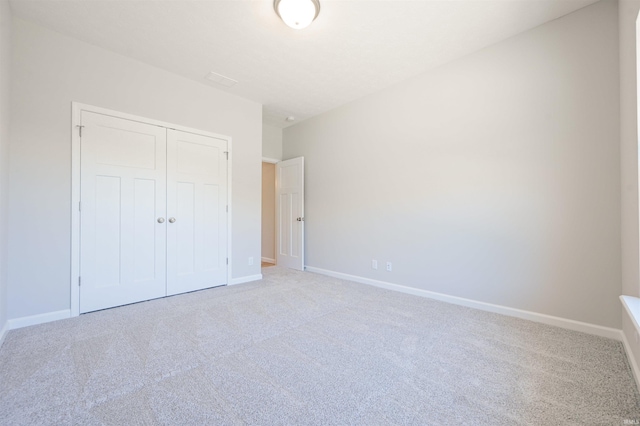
[274,0,320,30]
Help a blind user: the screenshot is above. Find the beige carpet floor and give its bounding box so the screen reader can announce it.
[0,266,639,425]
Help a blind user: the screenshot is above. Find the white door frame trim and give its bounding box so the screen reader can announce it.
[70,102,233,317]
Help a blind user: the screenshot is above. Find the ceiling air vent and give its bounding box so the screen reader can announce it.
[204,71,238,88]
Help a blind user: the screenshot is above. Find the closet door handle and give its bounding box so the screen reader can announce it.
[157,217,165,224]
[169,217,176,223]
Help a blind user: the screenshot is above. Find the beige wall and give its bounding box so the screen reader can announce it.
[8,18,263,320]
[0,0,11,332]
[262,162,276,262]
[284,0,621,328]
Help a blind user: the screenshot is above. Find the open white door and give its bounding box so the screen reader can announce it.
[276,157,304,270]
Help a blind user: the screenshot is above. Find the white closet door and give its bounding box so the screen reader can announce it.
[166,129,228,295]
[80,111,167,313]
[276,157,304,271]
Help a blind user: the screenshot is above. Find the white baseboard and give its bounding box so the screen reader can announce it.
[621,330,640,390]
[305,266,622,341]
[0,320,8,349]
[7,309,71,331]
[261,257,276,264]
[229,274,263,286]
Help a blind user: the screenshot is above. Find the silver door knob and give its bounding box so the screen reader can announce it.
[157,217,165,223]
[169,217,176,223]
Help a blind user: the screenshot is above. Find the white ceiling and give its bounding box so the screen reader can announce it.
[10,0,598,128]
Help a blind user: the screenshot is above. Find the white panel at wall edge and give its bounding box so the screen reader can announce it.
[229,274,263,285]
[7,309,71,330]
[304,266,623,341]
[621,331,640,392]
[0,321,7,349]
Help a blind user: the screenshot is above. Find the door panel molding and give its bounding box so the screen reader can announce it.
[71,102,232,317]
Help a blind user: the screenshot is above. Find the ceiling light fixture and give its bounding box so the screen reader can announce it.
[274,0,320,30]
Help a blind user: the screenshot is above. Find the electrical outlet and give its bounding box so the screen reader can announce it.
[248,257,254,266]
[386,262,392,272]
[372,259,378,270]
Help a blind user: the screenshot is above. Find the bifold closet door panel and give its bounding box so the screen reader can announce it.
[79,111,168,313]
[166,129,228,295]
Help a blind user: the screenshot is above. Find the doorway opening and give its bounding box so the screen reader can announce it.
[262,161,276,267]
